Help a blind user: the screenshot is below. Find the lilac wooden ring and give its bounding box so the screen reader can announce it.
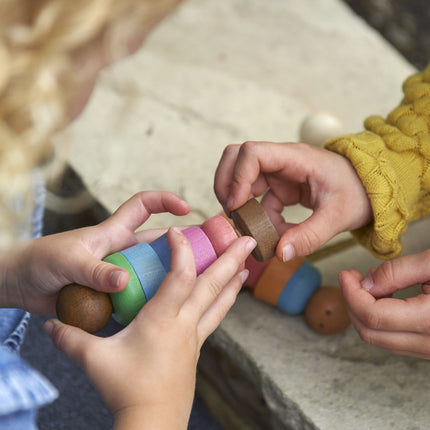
[182,226,217,275]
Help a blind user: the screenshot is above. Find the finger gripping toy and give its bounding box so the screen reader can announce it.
[56,198,348,335]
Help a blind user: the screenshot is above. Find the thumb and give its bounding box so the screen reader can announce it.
[70,256,129,293]
[44,319,98,368]
[277,210,338,260]
[361,251,430,298]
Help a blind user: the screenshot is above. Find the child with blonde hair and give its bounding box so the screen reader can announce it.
[0,1,257,428]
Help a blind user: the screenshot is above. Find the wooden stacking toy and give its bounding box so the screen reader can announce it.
[56,198,349,335]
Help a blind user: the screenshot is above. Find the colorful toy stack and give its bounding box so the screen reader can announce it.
[57,199,350,335]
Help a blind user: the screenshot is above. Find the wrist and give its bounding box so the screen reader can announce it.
[113,404,189,430]
[0,244,27,309]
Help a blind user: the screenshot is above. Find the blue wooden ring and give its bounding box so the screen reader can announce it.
[276,262,321,315]
[120,242,167,301]
[150,233,171,273]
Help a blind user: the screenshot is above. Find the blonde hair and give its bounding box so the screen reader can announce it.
[0,0,184,246]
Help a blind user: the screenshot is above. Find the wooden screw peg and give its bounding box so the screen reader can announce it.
[56,284,113,333]
[231,198,280,262]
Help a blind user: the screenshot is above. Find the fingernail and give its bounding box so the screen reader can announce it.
[361,272,374,291]
[239,269,249,284]
[43,319,59,338]
[109,270,127,288]
[171,226,182,235]
[282,243,295,262]
[246,238,257,253]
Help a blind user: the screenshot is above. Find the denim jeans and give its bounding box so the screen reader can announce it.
[0,310,58,429]
[0,175,58,429]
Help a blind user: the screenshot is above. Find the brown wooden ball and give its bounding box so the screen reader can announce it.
[304,286,350,335]
[56,283,113,334]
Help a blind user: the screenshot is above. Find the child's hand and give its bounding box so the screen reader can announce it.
[1,191,190,315]
[44,227,256,429]
[339,249,430,359]
[214,141,373,260]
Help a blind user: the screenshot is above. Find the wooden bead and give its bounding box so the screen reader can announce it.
[182,226,217,274]
[150,233,172,272]
[299,111,343,146]
[201,215,238,257]
[304,286,350,335]
[105,251,147,326]
[276,262,321,315]
[119,242,166,302]
[253,256,305,305]
[231,198,280,262]
[244,254,270,288]
[56,283,113,333]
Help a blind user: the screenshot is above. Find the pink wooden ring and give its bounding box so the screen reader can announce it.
[201,215,238,257]
[182,226,217,275]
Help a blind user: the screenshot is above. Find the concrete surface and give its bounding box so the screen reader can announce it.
[60,0,430,428]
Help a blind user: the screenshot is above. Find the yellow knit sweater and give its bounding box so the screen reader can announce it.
[325,64,430,260]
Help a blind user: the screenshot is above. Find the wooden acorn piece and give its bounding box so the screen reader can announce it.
[304,286,350,335]
[231,198,280,262]
[56,283,113,334]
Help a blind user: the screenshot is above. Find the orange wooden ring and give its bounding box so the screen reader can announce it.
[253,256,305,305]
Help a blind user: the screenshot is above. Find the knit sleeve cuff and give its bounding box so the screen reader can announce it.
[325,131,408,259]
[324,65,430,259]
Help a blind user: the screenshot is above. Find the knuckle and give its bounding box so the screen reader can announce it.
[240,140,259,156]
[90,262,107,285]
[207,279,224,298]
[177,265,196,285]
[222,143,240,158]
[377,260,396,285]
[51,324,71,352]
[421,249,430,264]
[297,228,322,255]
[362,311,381,331]
[357,326,376,345]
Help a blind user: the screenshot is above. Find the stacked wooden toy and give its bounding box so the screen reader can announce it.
[57,199,350,335]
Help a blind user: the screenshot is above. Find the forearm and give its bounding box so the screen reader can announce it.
[325,64,430,259]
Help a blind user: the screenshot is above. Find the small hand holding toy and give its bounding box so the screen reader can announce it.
[56,199,350,335]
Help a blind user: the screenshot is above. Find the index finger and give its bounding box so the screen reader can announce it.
[214,144,242,209]
[183,236,256,319]
[340,270,428,334]
[104,191,190,233]
[148,227,196,316]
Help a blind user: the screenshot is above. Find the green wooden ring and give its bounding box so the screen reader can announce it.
[104,252,147,326]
